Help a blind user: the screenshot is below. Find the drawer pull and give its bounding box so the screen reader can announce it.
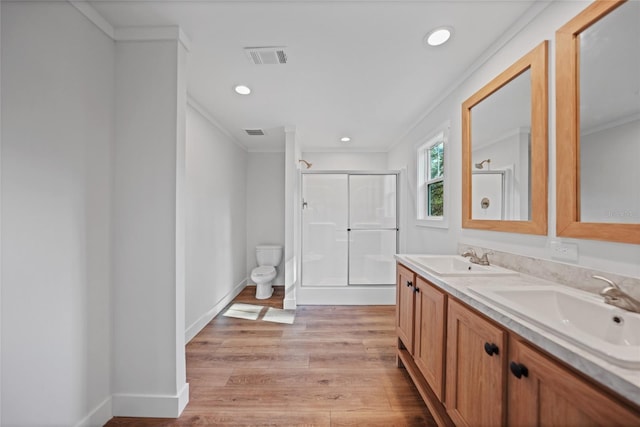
[510,361,529,379]
[484,342,499,356]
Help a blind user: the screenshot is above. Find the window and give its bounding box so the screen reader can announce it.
[417,124,449,227]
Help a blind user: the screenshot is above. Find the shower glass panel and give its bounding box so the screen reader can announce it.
[348,230,397,285]
[349,175,397,229]
[301,174,349,286]
[348,175,397,285]
[301,173,398,288]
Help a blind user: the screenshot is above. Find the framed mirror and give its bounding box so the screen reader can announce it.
[462,41,548,234]
[556,0,640,244]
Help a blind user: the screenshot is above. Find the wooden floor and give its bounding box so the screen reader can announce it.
[105,287,434,426]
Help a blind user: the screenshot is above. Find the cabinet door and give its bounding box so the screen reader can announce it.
[414,276,447,401]
[446,299,507,427]
[396,263,416,352]
[508,337,640,426]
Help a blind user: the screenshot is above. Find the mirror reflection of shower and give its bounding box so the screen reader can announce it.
[475,158,491,169]
[298,159,313,169]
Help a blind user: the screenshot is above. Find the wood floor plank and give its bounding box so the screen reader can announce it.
[186,367,233,387]
[187,385,391,411]
[225,368,401,388]
[186,352,310,369]
[179,412,331,426]
[309,352,396,369]
[104,287,432,426]
[330,409,436,426]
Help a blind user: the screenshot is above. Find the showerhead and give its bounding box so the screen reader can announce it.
[298,159,312,169]
[475,159,491,169]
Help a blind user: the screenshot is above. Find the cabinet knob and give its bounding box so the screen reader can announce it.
[510,361,529,379]
[484,342,499,356]
[414,287,420,293]
[406,281,413,287]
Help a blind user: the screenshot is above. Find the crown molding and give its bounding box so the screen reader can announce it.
[114,26,192,52]
[247,147,286,153]
[68,2,191,51]
[187,95,248,152]
[69,1,115,39]
[301,146,389,154]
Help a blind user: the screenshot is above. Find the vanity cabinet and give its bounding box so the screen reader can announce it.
[414,276,447,401]
[507,337,640,426]
[396,263,416,351]
[396,262,640,427]
[446,299,507,426]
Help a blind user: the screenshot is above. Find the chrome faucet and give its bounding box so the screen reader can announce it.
[594,275,640,314]
[461,248,493,266]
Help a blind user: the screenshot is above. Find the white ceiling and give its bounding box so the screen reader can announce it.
[90,0,539,152]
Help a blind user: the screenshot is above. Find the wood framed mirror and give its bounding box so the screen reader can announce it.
[556,0,640,244]
[462,41,548,234]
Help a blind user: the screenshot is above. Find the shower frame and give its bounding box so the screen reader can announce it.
[299,170,400,290]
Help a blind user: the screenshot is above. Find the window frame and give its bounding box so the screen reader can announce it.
[416,122,450,228]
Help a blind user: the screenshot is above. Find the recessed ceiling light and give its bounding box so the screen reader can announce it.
[340,137,351,143]
[425,27,453,47]
[234,85,251,95]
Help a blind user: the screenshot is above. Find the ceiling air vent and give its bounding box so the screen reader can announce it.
[244,129,266,136]
[244,47,288,65]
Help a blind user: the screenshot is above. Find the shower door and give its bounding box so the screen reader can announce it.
[348,174,397,285]
[301,173,397,287]
[301,174,349,286]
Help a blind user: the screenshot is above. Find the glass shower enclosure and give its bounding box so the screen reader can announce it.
[301,172,398,287]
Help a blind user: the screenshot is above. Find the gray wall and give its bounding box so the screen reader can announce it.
[1,2,114,424]
[185,103,248,338]
[246,152,286,285]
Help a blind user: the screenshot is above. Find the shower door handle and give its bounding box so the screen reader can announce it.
[302,199,308,209]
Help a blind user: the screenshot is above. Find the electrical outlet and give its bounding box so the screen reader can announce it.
[550,240,579,262]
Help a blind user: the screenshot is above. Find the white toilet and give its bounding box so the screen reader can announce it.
[250,244,283,299]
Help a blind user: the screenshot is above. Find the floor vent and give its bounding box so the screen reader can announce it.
[245,47,288,65]
[244,129,266,136]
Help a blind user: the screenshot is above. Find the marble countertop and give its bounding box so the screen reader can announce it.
[395,254,640,408]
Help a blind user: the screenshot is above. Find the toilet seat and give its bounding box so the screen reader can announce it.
[252,266,275,278]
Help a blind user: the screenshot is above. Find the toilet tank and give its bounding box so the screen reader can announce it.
[256,244,283,267]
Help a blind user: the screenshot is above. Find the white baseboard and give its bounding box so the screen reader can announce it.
[185,278,247,343]
[296,286,396,305]
[74,396,112,427]
[112,383,189,418]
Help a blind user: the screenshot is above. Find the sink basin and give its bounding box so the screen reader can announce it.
[468,285,640,368]
[406,255,518,277]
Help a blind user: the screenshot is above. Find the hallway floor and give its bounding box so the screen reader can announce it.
[105,287,434,426]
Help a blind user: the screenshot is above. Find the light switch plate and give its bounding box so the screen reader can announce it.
[550,240,579,262]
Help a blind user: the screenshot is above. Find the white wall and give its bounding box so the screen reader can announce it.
[185,103,247,340]
[1,1,4,421]
[112,37,188,416]
[388,0,640,279]
[246,152,285,285]
[1,2,113,425]
[581,118,640,224]
[301,151,388,170]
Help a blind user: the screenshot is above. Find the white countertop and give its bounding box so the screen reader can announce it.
[395,254,640,407]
